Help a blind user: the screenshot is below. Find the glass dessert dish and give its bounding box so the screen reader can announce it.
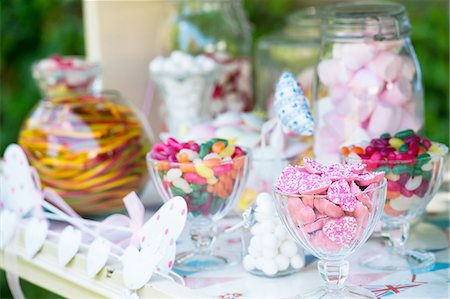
[342,134,448,271]
[273,159,387,298]
[148,138,249,272]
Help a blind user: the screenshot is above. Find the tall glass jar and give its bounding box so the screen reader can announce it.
[313,2,424,164]
[18,56,151,217]
[168,0,253,114]
[255,7,321,115]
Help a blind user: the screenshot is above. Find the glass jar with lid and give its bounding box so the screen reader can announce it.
[167,0,253,114]
[255,7,321,115]
[19,56,151,217]
[313,2,424,164]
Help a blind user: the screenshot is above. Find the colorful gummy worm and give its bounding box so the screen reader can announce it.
[342,129,448,217]
[19,94,150,216]
[150,137,247,217]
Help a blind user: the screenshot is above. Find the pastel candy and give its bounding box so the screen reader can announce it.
[329,85,348,100]
[301,195,314,207]
[322,169,358,182]
[288,197,315,225]
[368,51,403,81]
[322,216,358,246]
[317,59,351,86]
[275,165,309,193]
[353,201,369,227]
[380,78,412,106]
[350,181,373,211]
[313,197,344,218]
[349,68,384,95]
[400,56,416,81]
[340,43,376,70]
[303,217,327,233]
[297,175,332,195]
[356,172,385,186]
[330,163,366,175]
[389,195,420,211]
[311,230,342,253]
[303,157,327,174]
[327,179,357,212]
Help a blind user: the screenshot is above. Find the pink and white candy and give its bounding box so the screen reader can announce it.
[322,216,358,246]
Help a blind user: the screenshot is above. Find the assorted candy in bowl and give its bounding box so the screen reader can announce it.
[273,158,387,298]
[342,129,448,270]
[147,137,249,272]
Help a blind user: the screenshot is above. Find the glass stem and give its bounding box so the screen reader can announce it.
[318,260,349,291]
[190,217,216,255]
[382,221,409,255]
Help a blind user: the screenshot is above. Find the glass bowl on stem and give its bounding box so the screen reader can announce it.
[342,142,448,271]
[147,151,249,272]
[273,178,387,299]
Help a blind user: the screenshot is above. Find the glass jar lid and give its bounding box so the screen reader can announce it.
[321,2,411,41]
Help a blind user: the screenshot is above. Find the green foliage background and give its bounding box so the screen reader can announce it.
[0,0,448,297]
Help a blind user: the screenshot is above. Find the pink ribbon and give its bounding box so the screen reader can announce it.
[96,192,144,247]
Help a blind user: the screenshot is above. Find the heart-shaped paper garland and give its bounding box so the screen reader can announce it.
[87,237,111,277]
[24,217,49,259]
[0,210,18,249]
[58,225,82,267]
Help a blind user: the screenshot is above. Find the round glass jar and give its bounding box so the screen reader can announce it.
[18,56,151,217]
[313,2,424,164]
[241,194,305,278]
[255,7,321,115]
[168,0,253,114]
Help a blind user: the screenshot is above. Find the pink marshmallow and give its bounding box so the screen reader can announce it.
[349,68,385,95]
[301,195,315,208]
[380,78,413,106]
[367,102,402,136]
[368,51,403,82]
[399,108,422,132]
[374,40,404,52]
[340,43,376,71]
[400,56,416,81]
[353,201,370,227]
[313,197,344,218]
[329,85,349,100]
[310,230,342,253]
[317,59,352,86]
[303,217,328,233]
[288,196,316,225]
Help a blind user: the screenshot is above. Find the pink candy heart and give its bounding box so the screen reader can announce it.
[303,157,327,175]
[298,175,333,195]
[275,165,309,193]
[322,169,358,182]
[323,216,358,246]
[327,179,358,212]
[350,181,373,211]
[356,171,385,186]
[329,163,367,175]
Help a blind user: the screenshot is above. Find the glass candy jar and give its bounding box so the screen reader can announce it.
[168,0,253,114]
[241,193,305,277]
[255,7,321,115]
[19,56,151,217]
[313,2,424,164]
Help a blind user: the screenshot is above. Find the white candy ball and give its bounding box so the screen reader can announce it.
[243,255,256,271]
[250,223,264,235]
[262,248,278,259]
[290,254,305,269]
[248,245,261,257]
[256,192,273,207]
[262,234,278,249]
[274,225,287,240]
[274,255,290,271]
[262,259,278,276]
[255,257,264,270]
[280,240,298,258]
[255,211,273,223]
[250,235,263,249]
[259,221,275,233]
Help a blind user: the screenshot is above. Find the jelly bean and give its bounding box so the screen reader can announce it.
[386,171,400,181]
[172,177,193,194]
[375,165,391,174]
[397,173,410,185]
[179,162,196,173]
[351,146,364,155]
[203,153,221,160]
[190,192,209,206]
[184,172,207,184]
[194,163,214,178]
[168,155,178,162]
[407,143,419,156]
[190,142,200,152]
[380,132,391,139]
[421,138,432,149]
[421,171,432,181]
[387,180,401,192]
[386,190,401,199]
[179,149,199,161]
[394,129,414,139]
[165,146,178,156]
[416,153,431,167]
[384,202,405,217]
[412,166,422,176]
[177,152,189,163]
[199,142,213,159]
[212,141,226,154]
[155,160,170,171]
[219,144,236,158]
[403,135,420,144]
[212,165,229,176]
[167,137,182,150]
[150,151,167,161]
[211,138,228,146]
[388,138,404,148]
[421,160,433,171]
[181,142,191,149]
[203,158,222,168]
[153,143,167,153]
[207,176,218,185]
[429,143,445,155]
[400,187,414,198]
[341,146,350,155]
[166,168,182,182]
[233,146,244,157]
[414,179,430,197]
[392,164,413,175]
[405,175,422,191]
[398,144,409,153]
[171,185,186,196]
[365,146,375,155]
[387,152,396,160]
